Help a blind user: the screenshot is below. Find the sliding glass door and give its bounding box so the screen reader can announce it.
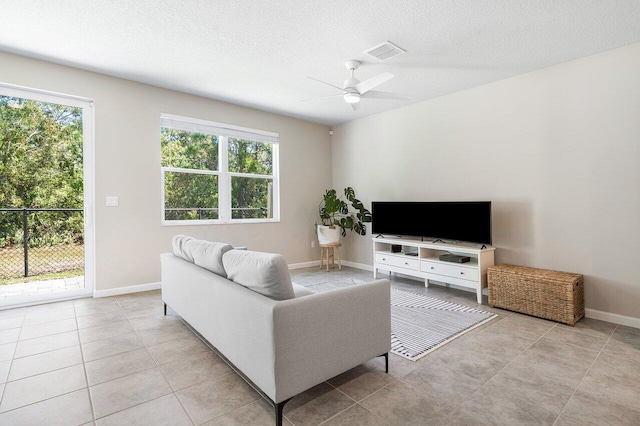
[0,83,94,307]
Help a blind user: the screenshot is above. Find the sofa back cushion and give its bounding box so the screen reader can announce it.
[223,250,295,300]
[172,235,233,278]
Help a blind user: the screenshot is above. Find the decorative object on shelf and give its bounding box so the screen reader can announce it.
[317,187,372,244]
[439,253,471,263]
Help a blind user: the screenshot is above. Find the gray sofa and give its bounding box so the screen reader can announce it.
[160,237,391,425]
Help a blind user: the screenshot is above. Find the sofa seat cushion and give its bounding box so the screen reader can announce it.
[223,250,295,300]
[172,235,233,278]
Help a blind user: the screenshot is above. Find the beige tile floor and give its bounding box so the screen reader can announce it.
[0,266,636,425]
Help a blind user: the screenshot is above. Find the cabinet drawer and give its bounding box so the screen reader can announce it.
[375,253,420,271]
[421,260,479,281]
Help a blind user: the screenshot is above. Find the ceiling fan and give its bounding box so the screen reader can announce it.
[306,60,411,111]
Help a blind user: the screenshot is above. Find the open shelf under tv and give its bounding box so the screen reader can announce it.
[372,236,495,304]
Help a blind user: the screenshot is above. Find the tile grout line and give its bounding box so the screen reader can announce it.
[315,379,389,426]
[4,359,85,384]
[85,297,171,422]
[207,397,271,426]
[81,340,142,364]
[430,317,613,425]
[0,313,25,413]
[0,309,88,417]
[316,379,359,424]
[74,300,98,424]
[83,294,177,423]
[0,296,199,419]
[122,296,196,426]
[434,320,560,422]
[311,355,397,425]
[0,388,89,416]
[177,345,267,424]
[343,379,402,424]
[314,403,358,426]
[551,324,618,426]
[354,379,396,406]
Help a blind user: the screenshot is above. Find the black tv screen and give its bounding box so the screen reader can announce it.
[372,201,492,245]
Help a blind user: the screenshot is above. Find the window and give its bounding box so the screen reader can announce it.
[160,113,279,224]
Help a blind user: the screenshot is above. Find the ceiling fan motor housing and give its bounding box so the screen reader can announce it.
[344,60,361,70]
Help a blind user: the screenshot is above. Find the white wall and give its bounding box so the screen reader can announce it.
[332,43,640,320]
[0,52,331,291]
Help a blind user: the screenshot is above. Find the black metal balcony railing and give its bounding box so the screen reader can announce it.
[0,206,268,282]
[164,207,268,220]
[0,208,84,281]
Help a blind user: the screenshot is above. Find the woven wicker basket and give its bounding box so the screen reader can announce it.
[488,264,584,326]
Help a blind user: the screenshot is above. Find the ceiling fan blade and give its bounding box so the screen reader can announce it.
[351,102,361,111]
[354,72,394,94]
[362,90,412,100]
[307,76,344,92]
[300,94,344,102]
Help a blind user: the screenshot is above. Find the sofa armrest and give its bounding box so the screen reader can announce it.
[272,279,391,402]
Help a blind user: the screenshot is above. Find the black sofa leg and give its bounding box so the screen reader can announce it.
[163,303,167,316]
[275,397,292,426]
[380,352,389,373]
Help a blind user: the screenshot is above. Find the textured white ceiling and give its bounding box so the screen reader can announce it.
[1,1,639,126]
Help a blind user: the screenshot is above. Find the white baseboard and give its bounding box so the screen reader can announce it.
[586,308,640,329]
[289,260,373,271]
[288,261,320,270]
[341,260,373,271]
[93,282,161,298]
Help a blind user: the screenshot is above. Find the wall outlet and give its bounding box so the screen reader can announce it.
[311,241,316,248]
[106,196,119,207]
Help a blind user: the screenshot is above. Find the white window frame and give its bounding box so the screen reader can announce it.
[160,113,280,226]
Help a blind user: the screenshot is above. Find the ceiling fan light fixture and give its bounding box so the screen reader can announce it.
[344,92,361,104]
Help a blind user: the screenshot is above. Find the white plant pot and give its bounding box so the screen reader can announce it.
[317,225,340,245]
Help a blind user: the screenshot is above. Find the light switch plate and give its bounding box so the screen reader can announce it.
[106,196,119,207]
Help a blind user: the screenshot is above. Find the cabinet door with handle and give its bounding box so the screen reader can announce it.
[375,253,420,271]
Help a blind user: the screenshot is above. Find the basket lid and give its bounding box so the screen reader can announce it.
[489,264,582,282]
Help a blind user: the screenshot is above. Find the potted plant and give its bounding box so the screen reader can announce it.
[317,187,372,244]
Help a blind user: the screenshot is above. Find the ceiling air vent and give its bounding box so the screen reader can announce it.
[364,41,406,62]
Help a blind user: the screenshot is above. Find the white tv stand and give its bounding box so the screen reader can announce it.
[372,236,495,304]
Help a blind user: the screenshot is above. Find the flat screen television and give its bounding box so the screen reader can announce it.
[371,201,492,245]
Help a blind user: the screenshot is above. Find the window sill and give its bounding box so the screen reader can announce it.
[161,218,281,226]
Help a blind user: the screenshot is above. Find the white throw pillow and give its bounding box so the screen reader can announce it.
[172,235,233,277]
[172,235,196,263]
[222,250,295,300]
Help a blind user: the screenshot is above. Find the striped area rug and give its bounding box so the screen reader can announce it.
[301,278,497,361]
